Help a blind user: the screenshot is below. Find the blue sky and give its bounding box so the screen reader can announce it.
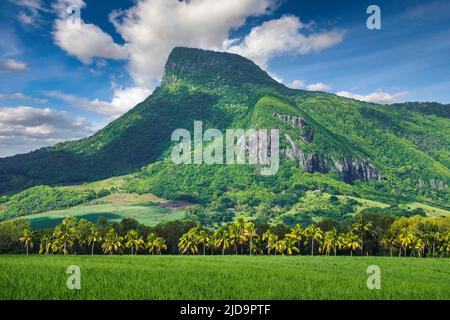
[0,0,449,157]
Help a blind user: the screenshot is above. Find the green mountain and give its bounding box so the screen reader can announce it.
[0,47,448,220]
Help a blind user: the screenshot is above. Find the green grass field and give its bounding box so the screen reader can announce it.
[16,193,186,229]
[0,255,449,300]
[20,203,185,229]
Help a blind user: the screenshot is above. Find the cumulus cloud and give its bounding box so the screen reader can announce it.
[306,82,332,91]
[0,59,27,72]
[109,0,277,87]
[227,15,344,68]
[288,79,306,89]
[52,19,128,64]
[45,86,151,119]
[0,92,47,104]
[0,106,94,157]
[336,90,408,104]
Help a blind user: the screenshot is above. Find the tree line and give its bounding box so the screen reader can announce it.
[1,213,449,257]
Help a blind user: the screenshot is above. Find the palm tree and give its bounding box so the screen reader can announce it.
[228,222,245,255]
[244,221,258,255]
[102,228,124,255]
[39,234,51,255]
[178,229,198,255]
[213,227,231,255]
[19,229,33,255]
[412,235,425,258]
[284,237,299,255]
[397,227,414,257]
[146,233,167,255]
[274,239,287,255]
[303,225,323,256]
[146,233,158,255]
[440,232,450,258]
[154,237,167,255]
[343,231,361,256]
[322,228,340,256]
[352,221,373,256]
[262,230,278,255]
[87,225,101,255]
[195,228,210,255]
[125,230,144,255]
[53,217,77,255]
[380,231,396,257]
[286,224,303,254]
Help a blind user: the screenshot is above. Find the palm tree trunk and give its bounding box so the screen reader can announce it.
[311,239,314,256]
[91,243,94,255]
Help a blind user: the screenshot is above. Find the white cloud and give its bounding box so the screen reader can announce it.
[306,82,332,91]
[0,106,93,157]
[227,15,344,68]
[109,0,277,87]
[0,92,47,104]
[289,79,306,89]
[0,59,27,72]
[45,86,151,119]
[336,90,408,104]
[53,19,128,64]
[9,0,47,26]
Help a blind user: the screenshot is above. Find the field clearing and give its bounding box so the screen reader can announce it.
[0,255,448,300]
[402,202,450,217]
[20,203,185,230]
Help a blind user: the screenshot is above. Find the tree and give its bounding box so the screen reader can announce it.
[397,227,414,257]
[286,224,303,255]
[284,237,299,255]
[228,222,245,255]
[39,234,51,255]
[274,239,287,255]
[213,227,231,255]
[322,228,341,256]
[380,231,396,257]
[125,230,144,255]
[53,217,78,255]
[195,228,210,255]
[343,231,361,256]
[178,228,198,255]
[303,225,323,256]
[146,233,167,255]
[262,230,278,255]
[154,237,167,254]
[244,221,258,255]
[19,228,33,255]
[352,221,372,256]
[102,228,124,255]
[87,225,101,255]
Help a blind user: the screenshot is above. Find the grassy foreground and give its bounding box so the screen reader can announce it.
[0,255,449,300]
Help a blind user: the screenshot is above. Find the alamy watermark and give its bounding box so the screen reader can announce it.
[66,265,81,290]
[366,265,381,290]
[171,121,279,175]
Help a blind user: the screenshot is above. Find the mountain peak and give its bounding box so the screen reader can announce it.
[162,47,279,87]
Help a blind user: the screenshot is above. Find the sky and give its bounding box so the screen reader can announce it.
[0,0,449,157]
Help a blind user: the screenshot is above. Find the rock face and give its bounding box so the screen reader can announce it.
[417,179,448,191]
[273,113,314,142]
[283,133,380,183]
[333,157,381,183]
[283,134,329,173]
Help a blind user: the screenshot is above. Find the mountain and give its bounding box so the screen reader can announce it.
[0,47,448,211]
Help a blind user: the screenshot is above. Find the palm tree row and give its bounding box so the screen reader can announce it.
[176,220,368,256]
[21,217,167,255]
[17,215,450,257]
